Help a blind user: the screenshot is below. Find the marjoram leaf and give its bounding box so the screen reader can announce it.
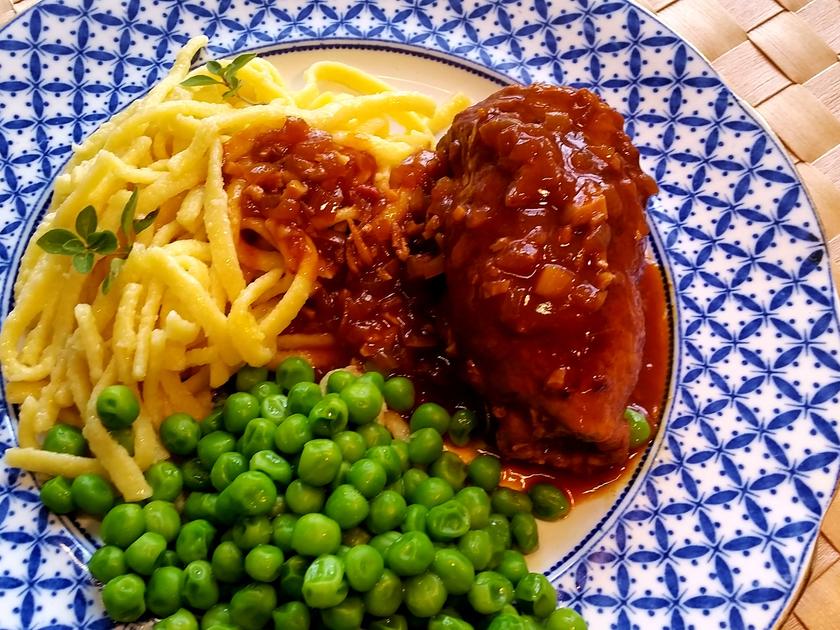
[72,251,94,274]
[87,230,118,254]
[36,229,83,255]
[120,189,139,239]
[75,205,98,240]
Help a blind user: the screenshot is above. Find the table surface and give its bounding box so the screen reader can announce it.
[2,0,840,628]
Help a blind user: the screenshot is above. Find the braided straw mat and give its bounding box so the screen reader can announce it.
[2,0,840,627]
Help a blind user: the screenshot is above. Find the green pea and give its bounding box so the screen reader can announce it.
[239,417,277,459]
[42,423,87,456]
[181,458,212,492]
[456,486,491,529]
[176,519,216,564]
[386,531,435,576]
[101,503,145,549]
[158,608,200,630]
[201,603,233,629]
[340,380,383,425]
[487,614,536,630]
[244,544,284,582]
[273,601,311,630]
[347,458,387,499]
[382,376,415,412]
[431,548,475,595]
[404,572,447,618]
[248,377,280,400]
[357,421,392,447]
[514,573,556,618]
[369,615,409,630]
[276,356,315,391]
[88,545,127,583]
[156,550,181,569]
[40,476,75,514]
[407,428,443,465]
[367,490,407,534]
[285,479,325,514]
[487,513,512,562]
[292,513,341,556]
[529,483,571,522]
[96,385,140,430]
[426,499,470,541]
[401,504,428,534]
[340,543,382,592]
[223,392,261,434]
[70,473,114,516]
[260,394,288,423]
[431,451,467,490]
[369,531,401,557]
[197,431,237,469]
[142,500,180,542]
[287,381,323,416]
[248,450,292,486]
[298,439,343,486]
[366,445,402,482]
[469,571,514,614]
[411,477,454,509]
[342,526,371,547]
[124,531,167,575]
[364,569,403,617]
[319,597,362,630]
[210,451,247,491]
[467,455,502,492]
[146,566,184,617]
[211,541,245,583]
[626,407,652,449]
[272,513,299,552]
[230,515,270,550]
[400,468,426,498]
[183,492,220,524]
[448,409,478,446]
[160,412,201,456]
[102,573,145,622]
[277,554,308,599]
[497,550,528,585]
[230,583,277,630]
[357,370,386,391]
[410,403,450,434]
[302,554,348,609]
[511,512,539,553]
[333,430,366,463]
[326,369,356,394]
[492,488,533,517]
[309,393,349,437]
[144,461,183,502]
[217,471,277,518]
[200,408,224,436]
[235,365,269,392]
[324,484,369,529]
[274,413,312,455]
[110,427,134,455]
[545,608,587,630]
[459,530,493,571]
[429,615,474,630]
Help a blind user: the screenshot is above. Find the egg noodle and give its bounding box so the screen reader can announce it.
[0,36,469,500]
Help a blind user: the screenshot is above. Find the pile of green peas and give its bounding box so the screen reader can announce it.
[38,357,592,629]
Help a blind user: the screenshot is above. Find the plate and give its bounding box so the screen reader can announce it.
[1,1,839,628]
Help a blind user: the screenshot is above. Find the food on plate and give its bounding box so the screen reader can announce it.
[427,84,657,471]
[0,35,664,629]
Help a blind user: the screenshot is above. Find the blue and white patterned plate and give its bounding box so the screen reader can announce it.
[1,1,839,628]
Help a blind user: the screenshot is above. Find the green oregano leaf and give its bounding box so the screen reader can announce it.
[180,75,223,88]
[87,230,118,254]
[72,251,94,274]
[75,205,97,241]
[36,229,82,255]
[133,209,159,235]
[120,189,139,240]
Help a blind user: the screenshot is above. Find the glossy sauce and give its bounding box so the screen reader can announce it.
[223,101,667,501]
[499,261,671,501]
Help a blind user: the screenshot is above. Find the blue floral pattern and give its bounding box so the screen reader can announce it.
[0,1,839,628]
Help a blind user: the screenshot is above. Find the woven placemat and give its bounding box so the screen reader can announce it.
[2,0,840,628]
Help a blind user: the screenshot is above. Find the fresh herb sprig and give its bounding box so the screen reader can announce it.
[36,190,158,293]
[180,53,258,102]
